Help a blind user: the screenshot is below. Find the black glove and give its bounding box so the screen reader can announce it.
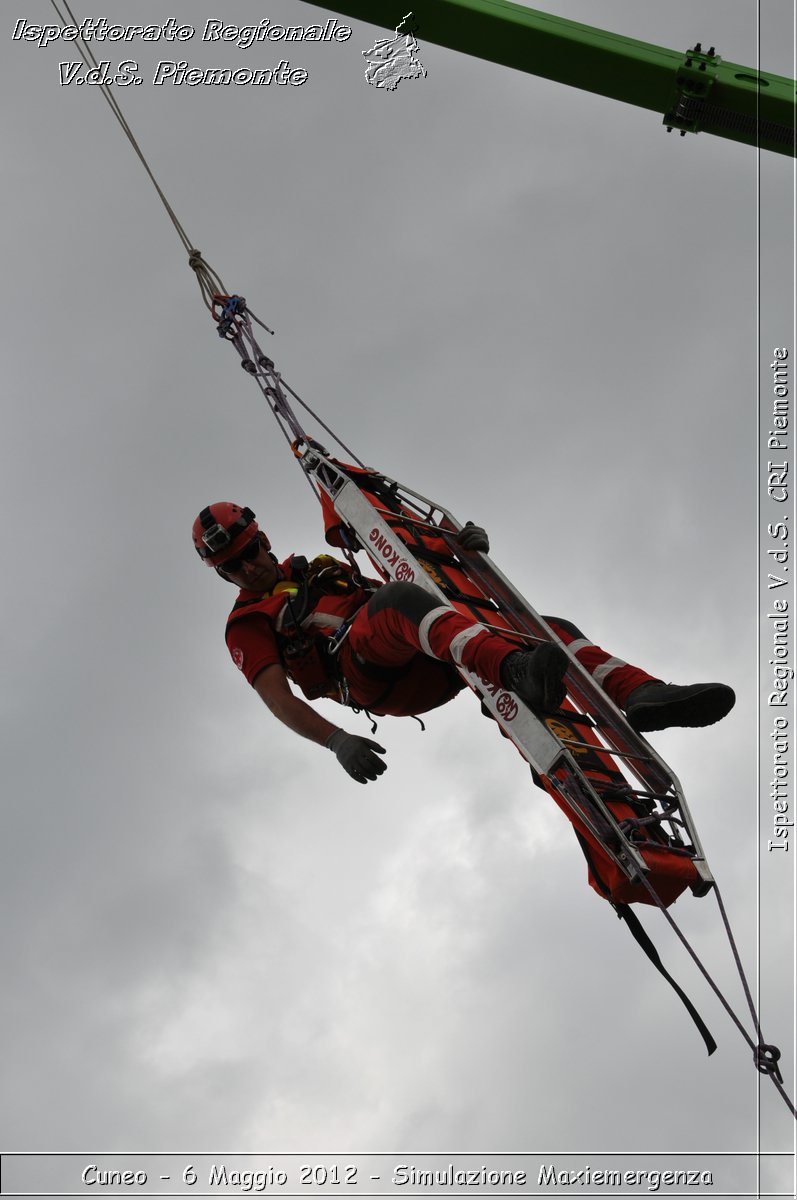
[326,729,387,784]
[456,521,489,553]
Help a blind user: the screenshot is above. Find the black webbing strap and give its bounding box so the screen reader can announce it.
[573,831,716,1057]
[614,901,717,1057]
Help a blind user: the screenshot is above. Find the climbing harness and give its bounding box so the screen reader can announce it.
[225,553,369,703]
[47,0,795,1117]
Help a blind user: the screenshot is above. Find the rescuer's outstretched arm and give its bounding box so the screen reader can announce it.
[254,663,340,743]
[253,664,387,783]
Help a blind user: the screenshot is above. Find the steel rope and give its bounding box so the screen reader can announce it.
[48,0,232,314]
[636,873,796,1118]
[49,0,193,255]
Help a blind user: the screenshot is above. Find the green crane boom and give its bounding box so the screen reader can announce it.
[305,0,796,156]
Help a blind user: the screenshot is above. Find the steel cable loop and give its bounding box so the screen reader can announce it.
[188,252,230,314]
[754,1043,782,1079]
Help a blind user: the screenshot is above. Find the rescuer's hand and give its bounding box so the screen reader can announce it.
[325,729,387,784]
[456,522,489,553]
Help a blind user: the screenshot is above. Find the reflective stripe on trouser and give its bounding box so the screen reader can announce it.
[349,582,515,687]
[340,583,655,715]
[543,616,654,707]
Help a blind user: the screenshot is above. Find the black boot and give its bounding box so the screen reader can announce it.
[625,680,736,733]
[500,643,568,712]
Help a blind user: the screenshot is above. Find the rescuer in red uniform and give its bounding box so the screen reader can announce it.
[193,502,736,784]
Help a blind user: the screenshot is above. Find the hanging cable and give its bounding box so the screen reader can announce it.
[635,873,796,1118]
[47,0,369,468]
[48,0,234,316]
[50,0,193,254]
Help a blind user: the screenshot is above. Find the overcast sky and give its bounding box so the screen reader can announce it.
[2,0,795,1188]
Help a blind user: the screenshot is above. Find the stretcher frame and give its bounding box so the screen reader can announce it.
[298,442,715,899]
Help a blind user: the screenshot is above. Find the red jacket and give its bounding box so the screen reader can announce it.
[225,554,372,699]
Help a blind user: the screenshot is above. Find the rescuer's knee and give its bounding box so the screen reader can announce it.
[543,615,586,641]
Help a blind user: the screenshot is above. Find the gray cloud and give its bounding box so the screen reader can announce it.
[2,0,793,1174]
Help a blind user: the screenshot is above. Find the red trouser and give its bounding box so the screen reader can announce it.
[338,582,653,717]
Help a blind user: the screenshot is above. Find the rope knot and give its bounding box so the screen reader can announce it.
[754,1043,783,1082]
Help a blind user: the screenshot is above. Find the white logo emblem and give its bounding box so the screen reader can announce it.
[363,12,426,91]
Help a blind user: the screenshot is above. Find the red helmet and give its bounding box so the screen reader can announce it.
[192,502,270,567]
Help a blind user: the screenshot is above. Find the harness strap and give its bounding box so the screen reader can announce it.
[614,901,717,1056]
[574,831,716,1057]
